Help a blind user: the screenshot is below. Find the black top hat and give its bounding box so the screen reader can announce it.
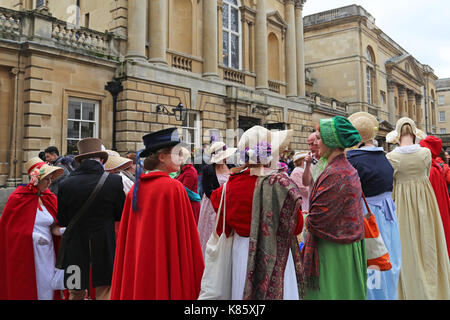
[140,127,186,158]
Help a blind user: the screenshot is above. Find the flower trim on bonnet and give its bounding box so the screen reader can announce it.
[241,142,273,165]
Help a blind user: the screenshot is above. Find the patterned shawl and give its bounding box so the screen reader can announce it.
[301,154,365,290]
[243,171,305,300]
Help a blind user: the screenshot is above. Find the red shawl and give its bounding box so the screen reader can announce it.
[420,136,450,259]
[301,154,365,289]
[110,172,204,300]
[0,186,63,300]
[176,164,200,224]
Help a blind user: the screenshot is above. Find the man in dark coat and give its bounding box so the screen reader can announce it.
[44,146,71,195]
[57,138,125,300]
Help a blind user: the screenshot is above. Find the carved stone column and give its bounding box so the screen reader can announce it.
[255,0,268,90]
[407,89,416,119]
[387,80,396,124]
[416,94,423,129]
[285,0,297,97]
[398,85,407,117]
[295,0,306,97]
[203,0,219,78]
[149,0,168,65]
[126,0,147,61]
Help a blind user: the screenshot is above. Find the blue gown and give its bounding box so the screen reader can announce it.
[347,147,402,300]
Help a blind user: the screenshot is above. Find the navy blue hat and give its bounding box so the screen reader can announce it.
[140,127,184,158]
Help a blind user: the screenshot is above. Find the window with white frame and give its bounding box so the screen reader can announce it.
[440,128,446,134]
[439,111,446,123]
[222,0,241,70]
[366,66,372,104]
[180,111,201,154]
[438,95,445,106]
[67,98,99,155]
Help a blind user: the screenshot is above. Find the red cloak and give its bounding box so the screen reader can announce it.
[176,164,201,224]
[0,186,63,300]
[420,137,450,260]
[110,172,204,300]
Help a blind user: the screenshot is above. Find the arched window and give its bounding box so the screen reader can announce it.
[172,0,193,55]
[268,33,280,81]
[222,0,241,70]
[366,46,376,105]
[366,66,373,104]
[366,46,375,64]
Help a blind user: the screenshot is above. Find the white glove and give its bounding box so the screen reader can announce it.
[59,227,66,235]
[32,232,50,246]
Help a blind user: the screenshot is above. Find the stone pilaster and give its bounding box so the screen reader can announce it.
[387,80,396,124]
[255,0,268,90]
[126,0,147,61]
[398,85,407,117]
[295,0,306,97]
[203,0,219,78]
[407,89,416,119]
[285,0,297,97]
[149,0,168,65]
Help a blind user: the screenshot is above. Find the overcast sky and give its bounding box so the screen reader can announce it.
[303,0,450,79]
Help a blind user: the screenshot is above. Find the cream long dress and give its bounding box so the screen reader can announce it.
[386,145,450,300]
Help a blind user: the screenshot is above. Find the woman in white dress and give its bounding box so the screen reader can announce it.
[210,126,305,300]
[0,157,66,300]
[197,142,237,256]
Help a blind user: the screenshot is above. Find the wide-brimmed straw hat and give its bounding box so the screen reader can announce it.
[74,138,109,163]
[181,147,192,164]
[24,157,64,182]
[348,112,379,143]
[386,117,427,144]
[237,126,293,164]
[209,142,237,164]
[105,155,132,172]
[293,152,308,163]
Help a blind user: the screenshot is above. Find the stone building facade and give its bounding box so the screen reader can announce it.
[2,0,345,206]
[303,5,440,144]
[436,78,450,150]
[0,1,442,208]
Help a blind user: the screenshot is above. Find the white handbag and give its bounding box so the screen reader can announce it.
[198,182,234,300]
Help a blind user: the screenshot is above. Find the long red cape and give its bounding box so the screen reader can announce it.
[428,162,450,260]
[0,186,63,300]
[110,172,204,300]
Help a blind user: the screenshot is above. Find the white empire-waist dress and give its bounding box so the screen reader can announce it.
[32,204,57,300]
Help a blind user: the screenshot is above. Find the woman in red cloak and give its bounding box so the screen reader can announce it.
[0,157,66,300]
[111,128,204,300]
[420,136,450,260]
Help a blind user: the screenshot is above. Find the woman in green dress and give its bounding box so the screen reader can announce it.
[301,116,367,300]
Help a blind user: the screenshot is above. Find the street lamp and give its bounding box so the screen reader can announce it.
[156,102,188,122]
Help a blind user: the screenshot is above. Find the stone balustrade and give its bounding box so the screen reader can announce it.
[222,67,245,85]
[0,7,124,60]
[0,8,22,40]
[171,52,193,72]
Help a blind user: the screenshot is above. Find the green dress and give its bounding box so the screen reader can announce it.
[305,238,367,300]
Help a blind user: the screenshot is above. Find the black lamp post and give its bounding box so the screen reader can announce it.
[156,102,188,122]
[105,80,123,150]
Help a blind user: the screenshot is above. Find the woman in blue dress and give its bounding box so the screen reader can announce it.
[347,112,402,300]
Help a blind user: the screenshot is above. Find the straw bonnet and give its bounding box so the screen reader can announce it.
[386,117,427,144]
[24,157,64,182]
[181,147,192,164]
[293,152,308,163]
[74,138,109,163]
[105,155,132,171]
[209,142,237,164]
[348,112,379,143]
[105,149,120,157]
[237,126,293,164]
